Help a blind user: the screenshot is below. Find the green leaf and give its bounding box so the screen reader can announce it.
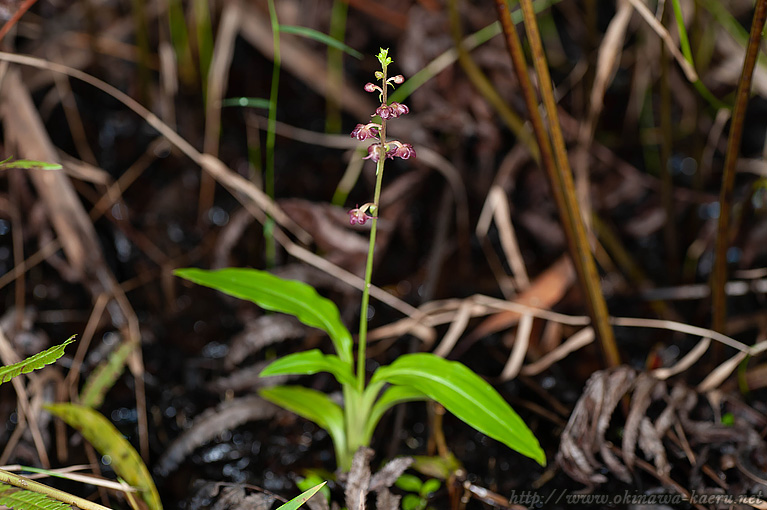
[259,386,346,462]
[365,385,428,443]
[296,474,330,503]
[401,493,421,510]
[0,159,62,171]
[420,478,441,496]
[221,97,271,109]
[260,350,354,387]
[275,482,327,510]
[44,404,162,510]
[371,354,546,466]
[395,474,423,493]
[0,482,71,510]
[79,339,137,408]
[0,336,76,386]
[278,25,362,59]
[175,268,353,363]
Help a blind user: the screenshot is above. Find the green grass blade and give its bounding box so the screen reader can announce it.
[279,25,362,59]
[0,336,76,386]
[44,404,162,510]
[175,267,353,363]
[221,97,271,109]
[372,354,545,465]
[0,159,62,170]
[275,482,327,510]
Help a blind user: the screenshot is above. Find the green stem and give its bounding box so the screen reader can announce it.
[265,0,281,266]
[357,64,389,392]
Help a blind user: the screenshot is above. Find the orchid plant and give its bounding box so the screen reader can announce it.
[176,49,544,471]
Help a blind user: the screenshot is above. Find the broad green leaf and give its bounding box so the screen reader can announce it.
[0,482,71,510]
[278,25,362,59]
[0,159,62,171]
[44,404,162,510]
[261,385,354,468]
[221,97,271,109]
[0,336,76,386]
[80,340,137,408]
[364,385,428,443]
[175,268,353,363]
[276,482,327,510]
[259,386,346,462]
[371,354,546,466]
[394,474,422,493]
[260,350,354,387]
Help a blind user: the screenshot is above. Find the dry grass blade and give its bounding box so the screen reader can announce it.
[199,0,242,218]
[476,186,530,292]
[697,351,748,392]
[521,327,594,376]
[469,256,575,340]
[432,300,472,358]
[500,313,533,381]
[651,337,710,380]
[624,0,698,82]
[572,0,633,222]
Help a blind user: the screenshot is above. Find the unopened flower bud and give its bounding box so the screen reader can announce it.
[364,82,378,93]
[391,75,404,84]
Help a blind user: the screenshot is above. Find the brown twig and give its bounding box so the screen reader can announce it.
[711,0,767,333]
[494,0,620,367]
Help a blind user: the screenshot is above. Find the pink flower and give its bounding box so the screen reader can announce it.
[387,141,416,160]
[349,205,373,225]
[351,123,380,141]
[363,144,383,162]
[389,102,409,117]
[375,105,395,120]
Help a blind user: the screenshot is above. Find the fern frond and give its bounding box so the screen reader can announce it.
[0,482,73,510]
[0,336,76,386]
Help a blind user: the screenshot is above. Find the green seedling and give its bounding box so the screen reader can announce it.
[395,474,441,510]
[176,49,544,471]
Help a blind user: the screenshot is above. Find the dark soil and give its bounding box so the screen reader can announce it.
[2,1,767,509]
